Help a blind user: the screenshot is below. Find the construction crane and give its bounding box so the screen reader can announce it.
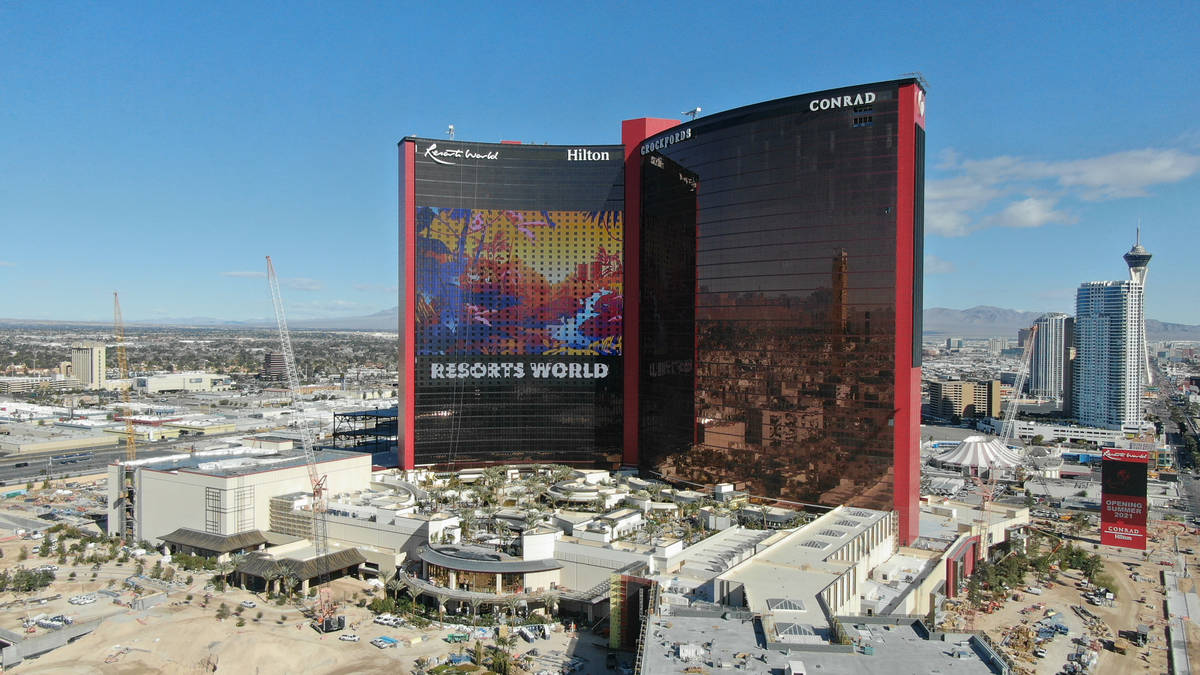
[1000,324,1038,448]
[265,256,337,630]
[113,292,137,461]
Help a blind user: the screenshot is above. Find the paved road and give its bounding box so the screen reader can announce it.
[0,431,248,486]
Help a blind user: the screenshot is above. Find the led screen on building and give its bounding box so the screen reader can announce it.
[416,207,622,356]
[401,141,624,467]
[1101,447,1149,550]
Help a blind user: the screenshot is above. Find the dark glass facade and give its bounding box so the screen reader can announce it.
[398,80,925,543]
[402,141,625,466]
[637,83,923,513]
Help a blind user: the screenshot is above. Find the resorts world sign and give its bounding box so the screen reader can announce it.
[430,360,610,380]
[422,143,500,166]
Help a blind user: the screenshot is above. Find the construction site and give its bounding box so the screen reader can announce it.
[935,514,1199,674]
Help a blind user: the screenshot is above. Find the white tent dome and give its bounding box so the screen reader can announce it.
[934,435,1021,471]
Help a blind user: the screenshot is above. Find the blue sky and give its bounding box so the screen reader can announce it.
[2,2,1198,323]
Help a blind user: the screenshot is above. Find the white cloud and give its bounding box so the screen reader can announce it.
[927,147,1200,237]
[354,283,399,293]
[924,254,956,275]
[222,271,321,291]
[1052,149,1200,200]
[281,277,323,292]
[979,197,1076,230]
[287,299,365,317]
[925,176,1003,236]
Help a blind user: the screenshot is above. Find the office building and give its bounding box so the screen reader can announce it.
[1030,312,1074,404]
[399,79,926,543]
[70,341,106,390]
[928,379,1001,419]
[261,351,286,379]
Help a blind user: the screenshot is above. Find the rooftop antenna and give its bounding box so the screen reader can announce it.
[682,107,701,120]
[446,124,455,140]
[900,72,931,91]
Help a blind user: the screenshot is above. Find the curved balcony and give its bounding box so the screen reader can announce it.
[396,571,548,606]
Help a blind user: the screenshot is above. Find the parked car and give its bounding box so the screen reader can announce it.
[371,636,398,649]
[339,634,360,642]
[240,600,257,609]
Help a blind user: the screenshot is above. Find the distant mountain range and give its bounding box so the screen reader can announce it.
[923,305,1200,340]
[4,303,1199,340]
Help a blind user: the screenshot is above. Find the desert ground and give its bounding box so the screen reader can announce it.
[953,517,1199,675]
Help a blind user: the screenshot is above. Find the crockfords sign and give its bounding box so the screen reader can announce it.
[640,128,693,156]
[567,148,610,161]
[431,360,610,380]
[809,92,876,111]
[422,143,500,166]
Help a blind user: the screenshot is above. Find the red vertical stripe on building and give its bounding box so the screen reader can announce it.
[401,141,417,470]
[894,84,924,545]
[621,118,681,468]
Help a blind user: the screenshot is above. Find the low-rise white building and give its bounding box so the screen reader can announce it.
[135,372,233,394]
[107,448,372,543]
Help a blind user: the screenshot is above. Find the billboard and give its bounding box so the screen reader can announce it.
[1101,447,1149,550]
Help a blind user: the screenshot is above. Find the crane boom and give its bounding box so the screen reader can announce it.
[113,292,137,462]
[1000,324,1038,447]
[265,256,335,625]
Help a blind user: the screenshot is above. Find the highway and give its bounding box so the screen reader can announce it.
[0,430,249,487]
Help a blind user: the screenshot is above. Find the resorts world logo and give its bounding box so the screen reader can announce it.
[422,144,500,166]
[809,92,876,111]
[1102,448,1149,462]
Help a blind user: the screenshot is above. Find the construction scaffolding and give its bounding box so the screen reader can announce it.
[331,406,397,452]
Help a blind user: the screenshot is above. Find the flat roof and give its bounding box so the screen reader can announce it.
[334,406,398,419]
[129,448,366,478]
[717,507,888,623]
[640,615,994,675]
[417,544,561,574]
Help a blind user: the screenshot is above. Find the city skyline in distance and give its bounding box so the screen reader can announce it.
[2,4,1198,323]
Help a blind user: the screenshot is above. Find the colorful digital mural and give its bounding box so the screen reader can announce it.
[415,207,623,356]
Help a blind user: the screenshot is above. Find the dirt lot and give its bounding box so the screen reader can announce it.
[0,532,616,674]
[947,519,1200,675]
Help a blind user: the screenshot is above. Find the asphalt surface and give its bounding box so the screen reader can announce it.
[0,431,247,486]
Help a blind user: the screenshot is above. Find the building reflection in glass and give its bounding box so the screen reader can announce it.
[639,90,912,512]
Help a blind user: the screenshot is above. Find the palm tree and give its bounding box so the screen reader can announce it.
[227,553,249,588]
[468,597,483,626]
[280,572,299,600]
[386,574,405,600]
[491,648,512,675]
[212,559,235,586]
[504,597,521,626]
[460,509,478,541]
[434,591,449,625]
[265,562,287,597]
[540,590,559,618]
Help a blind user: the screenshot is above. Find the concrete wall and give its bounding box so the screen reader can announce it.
[554,541,647,592]
[0,618,102,668]
[125,453,371,542]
